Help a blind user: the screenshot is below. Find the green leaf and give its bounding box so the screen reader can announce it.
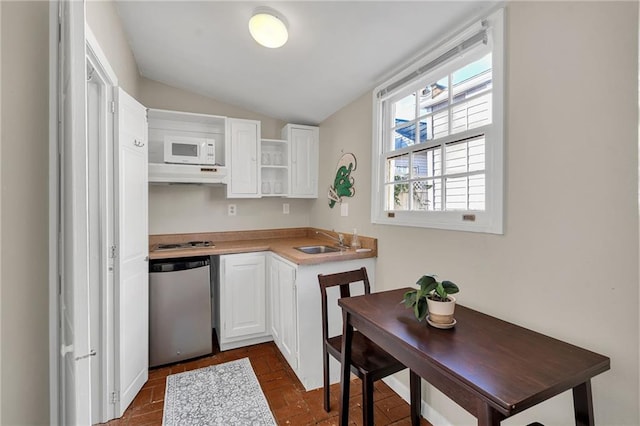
[435,282,447,300]
[416,298,428,321]
[402,291,417,307]
[416,275,437,289]
[441,280,459,295]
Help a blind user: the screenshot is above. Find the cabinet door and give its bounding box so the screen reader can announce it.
[287,125,319,198]
[220,253,267,338]
[269,256,282,342]
[228,119,260,198]
[279,260,298,369]
[270,255,298,369]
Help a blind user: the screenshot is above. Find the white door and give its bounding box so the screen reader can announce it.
[58,0,93,423]
[227,119,260,197]
[289,126,318,198]
[114,88,149,416]
[220,254,266,338]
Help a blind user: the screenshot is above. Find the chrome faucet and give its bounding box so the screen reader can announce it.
[316,230,347,248]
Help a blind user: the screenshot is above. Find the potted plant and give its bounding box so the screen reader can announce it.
[402,274,459,326]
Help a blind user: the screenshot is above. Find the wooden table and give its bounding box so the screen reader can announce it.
[338,288,610,426]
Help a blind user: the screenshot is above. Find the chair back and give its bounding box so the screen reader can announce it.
[317,267,371,345]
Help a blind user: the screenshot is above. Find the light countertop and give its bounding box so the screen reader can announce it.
[148,227,377,265]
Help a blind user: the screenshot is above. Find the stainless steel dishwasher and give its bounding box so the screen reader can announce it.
[149,256,213,367]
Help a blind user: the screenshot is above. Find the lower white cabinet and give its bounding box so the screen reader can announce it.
[269,254,298,369]
[216,250,375,390]
[269,253,376,390]
[218,252,271,350]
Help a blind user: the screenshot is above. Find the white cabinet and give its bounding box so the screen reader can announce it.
[147,109,226,166]
[216,250,375,389]
[268,253,375,390]
[260,138,289,196]
[282,124,319,198]
[269,254,298,369]
[218,252,271,350]
[227,118,261,198]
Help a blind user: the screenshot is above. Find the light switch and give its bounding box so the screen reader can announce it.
[283,203,290,214]
[341,202,348,217]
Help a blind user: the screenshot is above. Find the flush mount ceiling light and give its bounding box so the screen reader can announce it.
[248,7,288,49]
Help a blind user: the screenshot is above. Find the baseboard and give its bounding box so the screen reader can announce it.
[219,335,274,351]
[382,375,452,426]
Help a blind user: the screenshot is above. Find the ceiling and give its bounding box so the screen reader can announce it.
[115,1,496,125]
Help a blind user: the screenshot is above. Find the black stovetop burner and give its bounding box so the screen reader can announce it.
[156,241,214,250]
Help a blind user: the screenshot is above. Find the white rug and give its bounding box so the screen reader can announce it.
[162,357,277,426]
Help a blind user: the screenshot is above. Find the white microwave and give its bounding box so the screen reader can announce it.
[164,135,215,165]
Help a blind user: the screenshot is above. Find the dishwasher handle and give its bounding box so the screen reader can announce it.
[149,256,210,273]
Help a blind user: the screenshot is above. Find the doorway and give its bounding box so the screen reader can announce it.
[86,39,117,424]
[86,57,111,423]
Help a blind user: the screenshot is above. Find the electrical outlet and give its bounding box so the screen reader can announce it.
[228,204,237,216]
[340,202,348,217]
[283,203,290,214]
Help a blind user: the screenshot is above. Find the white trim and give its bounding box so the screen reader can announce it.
[48,2,60,424]
[49,13,121,425]
[370,8,505,234]
[85,26,118,86]
[382,375,453,426]
[85,30,118,424]
[0,1,3,423]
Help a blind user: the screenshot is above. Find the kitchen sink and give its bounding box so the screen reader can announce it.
[295,245,342,254]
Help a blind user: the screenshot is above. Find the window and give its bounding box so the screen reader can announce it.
[372,9,504,234]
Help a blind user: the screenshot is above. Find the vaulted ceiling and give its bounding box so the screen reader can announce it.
[115,1,497,125]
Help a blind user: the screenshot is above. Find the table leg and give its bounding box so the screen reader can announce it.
[410,370,421,426]
[477,403,504,426]
[573,380,595,426]
[339,310,353,426]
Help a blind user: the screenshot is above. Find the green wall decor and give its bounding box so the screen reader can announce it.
[328,153,357,208]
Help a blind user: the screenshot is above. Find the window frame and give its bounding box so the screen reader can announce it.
[371,8,505,234]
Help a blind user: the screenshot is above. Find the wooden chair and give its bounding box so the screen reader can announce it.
[318,267,411,425]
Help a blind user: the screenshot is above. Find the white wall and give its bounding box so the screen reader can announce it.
[313,2,639,425]
[0,2,50,424]
[86,0,139,97]
[148,184,311,234]
[140,77,287,140]
[0,1,3,422]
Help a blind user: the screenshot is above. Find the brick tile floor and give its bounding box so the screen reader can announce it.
[102,341,431,426]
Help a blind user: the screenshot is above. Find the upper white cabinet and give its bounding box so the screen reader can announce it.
[227,118,261,198]
[147,109,226,165]
[283,124,319,198]
[260,138,289,196]
[145,112,318,198]
[147,109,228,184]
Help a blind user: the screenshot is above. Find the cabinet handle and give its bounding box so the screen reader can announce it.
[133,139,145,148]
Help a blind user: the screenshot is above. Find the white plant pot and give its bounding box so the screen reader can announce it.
[427,295,456,325]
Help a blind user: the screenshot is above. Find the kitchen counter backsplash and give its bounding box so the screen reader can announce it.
[148,227,377,265]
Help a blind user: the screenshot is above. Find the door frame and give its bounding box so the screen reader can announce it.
[48,4,58,422]
[85,27,119,423]
[48,6,119,421]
